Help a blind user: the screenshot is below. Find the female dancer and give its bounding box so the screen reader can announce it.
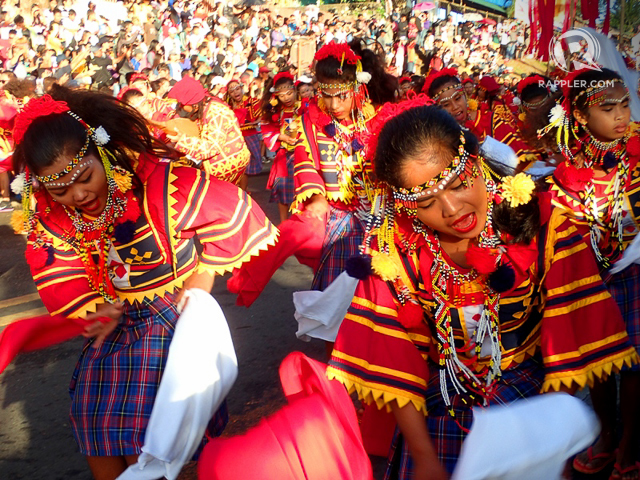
[11,86,277,480]
[328,99,638,479]
[292,41,378,290]
[260,71,301,223]
[225,78,263,191]
[536,67,640,480]
[423,68,538,168]
[167,76,250,185]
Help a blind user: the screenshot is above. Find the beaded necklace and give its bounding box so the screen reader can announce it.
[418,213,502,419]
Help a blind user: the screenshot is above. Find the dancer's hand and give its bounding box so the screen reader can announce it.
[83,302,123,349]
[304,194,329,221]
[175,269,215,306]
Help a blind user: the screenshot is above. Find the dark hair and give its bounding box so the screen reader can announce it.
[526,68,623,152]
[13,85,181,199]
[315,54,357,84]
[349,39,396,106]
[519,74,552,104]
[261,72,294,120]
[427,74,460,98]
[121,88,143,104]
[374,105,540,244]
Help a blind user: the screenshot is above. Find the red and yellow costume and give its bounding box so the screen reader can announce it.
[292,99,377,289]
[466,104,540,164]
[231,94,263,176]
[173,98,250,185]
[30,154,277,316]
[262,102,301,204]
[328,197,637,476]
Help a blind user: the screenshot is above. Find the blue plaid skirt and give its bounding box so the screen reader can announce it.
[269,150,295,205]
[384,356,544,478]
[311,206,365,291]
[69,294,228,456]
[604,263,640,372]
[244,133,263,175]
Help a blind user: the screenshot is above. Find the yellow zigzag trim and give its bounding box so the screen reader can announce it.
[541,347,639,393]
[327,366,427,415]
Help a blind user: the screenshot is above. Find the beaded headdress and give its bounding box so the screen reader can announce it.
[12,95,138,303]
[421,68,460,102]
[314,42,371,99]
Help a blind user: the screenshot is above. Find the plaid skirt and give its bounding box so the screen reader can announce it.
[311,206,365,291]
[244,133,263,175]
[269,150,295,205]
[384,356,545,479]
[69,294,228,456]
[605,263,640,372]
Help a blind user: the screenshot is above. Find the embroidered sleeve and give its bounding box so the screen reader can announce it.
[175,101,250,184]
[167,164,278,276]
[28,226,104,319]
[291,119,326,212]
[491,106,539,163]
[540,208,639,392]
[328,272,431,415]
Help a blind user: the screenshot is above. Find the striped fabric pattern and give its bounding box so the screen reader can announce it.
[328,205,638,477]
[69,294,228,456]
[244,133,263,175]
[310,207,365,291]
[604,263,640,372]
[269,150,295,204]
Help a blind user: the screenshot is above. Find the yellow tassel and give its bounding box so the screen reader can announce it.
[371,251,402,282]
[467,99,478,111]
[270,97,278,107]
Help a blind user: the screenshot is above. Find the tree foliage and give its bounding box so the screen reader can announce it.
[608,0,640,38]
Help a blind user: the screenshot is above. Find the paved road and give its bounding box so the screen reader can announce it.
[0,169,609,480]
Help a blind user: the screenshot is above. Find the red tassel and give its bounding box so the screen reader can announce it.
[121,196,141,223]
[466,243,499,275]
[627,136,640,157]
[397,301,424,329]
[25,244,49,269]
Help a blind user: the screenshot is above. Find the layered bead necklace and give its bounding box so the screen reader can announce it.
[578,130,632,269]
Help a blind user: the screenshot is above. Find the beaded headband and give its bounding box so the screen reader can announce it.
[390,133,478,216]
[13,96,111,184]
[521,95,549,110]
[35,114,110,184]
[572,78,626,107]
[317,81,356,99]
[42,157,94,188]
[433,84,463,103]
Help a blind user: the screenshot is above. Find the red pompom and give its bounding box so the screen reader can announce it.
[516,75,546,95]
[554,162,593,190]
[397,301,424,329]
[121,196,141,223]
[25,243,49,269]
[466,243,499,275]
[627,136,640,157]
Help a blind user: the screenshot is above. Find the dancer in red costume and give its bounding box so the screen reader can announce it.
[423,68,539,169]
[225,78,263,191]
[167,76,250,185]
[536,67,640,480]
[328,98,638,479]
[9,86,277,480]
[261,71,302,223]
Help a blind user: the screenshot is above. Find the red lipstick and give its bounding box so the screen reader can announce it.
[451,213,477,233]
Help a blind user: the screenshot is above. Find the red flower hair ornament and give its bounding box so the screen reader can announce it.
[13,95,70,145]
[421,68,459,96]
[314,42,360,65]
